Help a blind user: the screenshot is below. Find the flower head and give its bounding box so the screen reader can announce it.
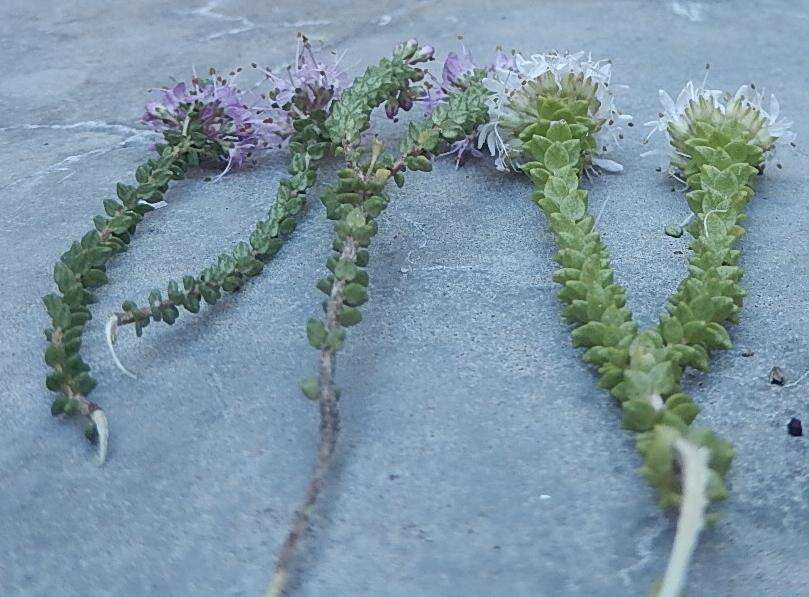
[262,34,348,116]
[143,73,290,174]
[645,80,794,170]
[478,50,630,172]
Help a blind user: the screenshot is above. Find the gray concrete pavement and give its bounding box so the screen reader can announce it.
[1,1,808,595]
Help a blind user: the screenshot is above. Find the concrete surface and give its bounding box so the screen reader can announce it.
[1,1,808,595]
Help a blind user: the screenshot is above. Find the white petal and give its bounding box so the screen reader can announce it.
[592,157,623,173]
[659,90,677,118]
[769,94,780,121]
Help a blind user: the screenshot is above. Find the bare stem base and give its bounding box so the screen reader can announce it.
[658,438,710,597]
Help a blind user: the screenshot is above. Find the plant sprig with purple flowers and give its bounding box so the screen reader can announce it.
[418,39,515,167]
[43,39,331,465]
[266,40,492,596]
[106,37,345,374]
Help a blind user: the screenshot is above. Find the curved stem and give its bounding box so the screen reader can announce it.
[659,439,710,597]
[105,316,137,379]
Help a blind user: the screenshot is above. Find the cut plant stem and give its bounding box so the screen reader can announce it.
[105,316,137,379]
[658,439,710,597]
[266,238,354,597]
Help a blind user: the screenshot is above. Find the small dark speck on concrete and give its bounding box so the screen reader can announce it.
[788,418,803,437]
[388,474,400,480]
[770,366,785,385]
[741,349,755,357]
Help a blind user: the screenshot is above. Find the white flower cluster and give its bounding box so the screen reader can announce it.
[645,81,795,165]
[478,51,630,172]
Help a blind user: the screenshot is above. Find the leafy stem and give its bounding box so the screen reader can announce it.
[267,43,489,596]
[43,138,192,464]
[508,74,774,594]
[107,112,330,363]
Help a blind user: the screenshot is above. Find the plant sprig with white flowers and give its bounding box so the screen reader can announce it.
[478,51,792,596]
[43,65,292,465]
[267,40,491,596]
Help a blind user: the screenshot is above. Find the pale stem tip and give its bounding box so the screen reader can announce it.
[658,438,710,597]
[264,570,287,597]
[91,409,110,466]
[105,316,138,379]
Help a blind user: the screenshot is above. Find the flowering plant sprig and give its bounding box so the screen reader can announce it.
[419,41,515,167]
[107,38,344,362]
[479,51,790,595]
[267,41,491,596]
[42,70,286,465]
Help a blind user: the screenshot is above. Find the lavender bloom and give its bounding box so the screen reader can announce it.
[494,47,517,71]
[143,75,290,174]
[418,45,436,62]
[263,34,347,116]
[442,48,475,87]
[441,135,484,168]
[418,83,449,115]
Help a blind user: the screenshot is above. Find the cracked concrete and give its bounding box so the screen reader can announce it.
[1,1,809,596]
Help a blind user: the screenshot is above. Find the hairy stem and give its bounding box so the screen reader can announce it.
[267,241,354,597]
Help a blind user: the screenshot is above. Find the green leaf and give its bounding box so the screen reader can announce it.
[50,396,69,416]
[339,307,362,326]
[53,261,75,290]
[559,195,586,221]
[306,318,328,348]
[82,269,108,288]
[543,142,571,171]
[44,344,64,367]
[316,277,334,296]
[648,361,678,395]
[622,400,657,432]
[346,208,366,229]
[300,377,320,400]
[660,315,684,344]
[623,370,653,400]
[63,398,82,416]
[73,373,96,396]
[343,283,368,307]
[334,259,358,281]
[325,329,346,351]
[544,176,571,204]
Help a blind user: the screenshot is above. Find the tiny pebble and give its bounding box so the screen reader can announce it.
[741,349,754,357]
[787,418,803,437]
[769,366,785,385]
